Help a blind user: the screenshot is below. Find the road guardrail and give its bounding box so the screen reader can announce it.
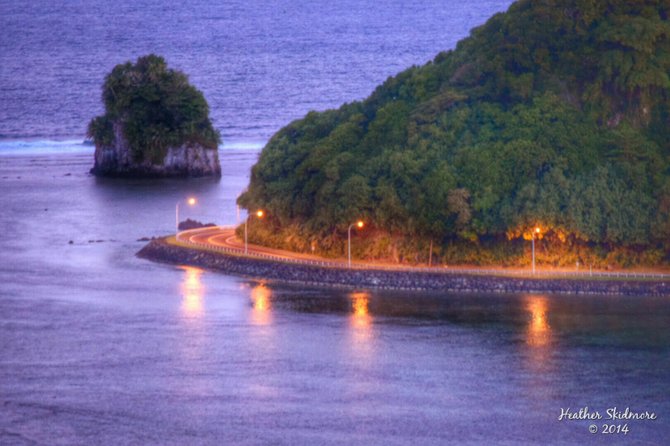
[173,227,670,280]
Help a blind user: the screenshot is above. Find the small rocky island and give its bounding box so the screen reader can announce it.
[88,54,221,178]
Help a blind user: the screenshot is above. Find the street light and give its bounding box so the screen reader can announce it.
[176,197,197,234]
[348,220,364,268]
[532,226,540,274]
[244,209,264,254]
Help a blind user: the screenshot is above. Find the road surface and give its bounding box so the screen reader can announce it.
[172,226,670,279]
[176,226,345,265]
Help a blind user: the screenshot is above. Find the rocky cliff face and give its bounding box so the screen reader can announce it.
[91,122,221,178]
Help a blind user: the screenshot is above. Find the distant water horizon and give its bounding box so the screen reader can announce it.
[0,0,514,148]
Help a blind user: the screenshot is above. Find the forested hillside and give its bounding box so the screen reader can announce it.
[239,0,670,266]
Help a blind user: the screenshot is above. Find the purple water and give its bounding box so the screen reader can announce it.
[1,0,511,144]
[1,151,669,445]
[1,1,669,444]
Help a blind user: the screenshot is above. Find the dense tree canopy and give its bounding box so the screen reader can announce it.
[239,0,670,265]
[88,54,220,162]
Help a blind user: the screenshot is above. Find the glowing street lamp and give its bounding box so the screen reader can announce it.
[244,209,264,255]
[176,197,197,234]
[532,226,540,274]
[348,220,364,268]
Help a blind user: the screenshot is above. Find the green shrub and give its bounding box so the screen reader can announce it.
[87,54,220,162]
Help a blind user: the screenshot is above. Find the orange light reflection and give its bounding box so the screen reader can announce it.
[526,295,551,347]
[180,266,204,318]
[350,292,371,328]
[348,291,374,368]
[250,283,272,325]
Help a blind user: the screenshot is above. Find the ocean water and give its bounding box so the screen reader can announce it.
[1,0,513,145]
[2,1,670,445]
[1,151,670,445]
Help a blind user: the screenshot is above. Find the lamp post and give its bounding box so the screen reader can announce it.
[532,226,540,274]
[176,197,197,234]
[348,220,364,268]
[244,209,264,255]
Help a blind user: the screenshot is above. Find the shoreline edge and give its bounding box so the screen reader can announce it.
[137,238,670,296]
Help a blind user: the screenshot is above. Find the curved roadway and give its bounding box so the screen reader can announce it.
[172,226,670,279]
[176,226,343,265]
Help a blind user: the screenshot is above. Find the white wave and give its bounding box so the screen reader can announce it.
[0,139,94,156]
[221,140,265,151]
[0,138,265,156]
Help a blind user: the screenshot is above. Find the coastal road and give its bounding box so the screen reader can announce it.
[176,226,343,266]
[173,226,670,279]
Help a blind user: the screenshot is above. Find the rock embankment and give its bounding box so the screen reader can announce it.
[137,238,670,296]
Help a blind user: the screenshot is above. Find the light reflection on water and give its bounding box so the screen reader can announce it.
[523,294,556,384]
[348,291,374,366]
[246,283,279,398]
[176,266,209,370]
[350,291,371,326]
[526,295,551,348]
[179,266,204,319]
[250,283,272,325]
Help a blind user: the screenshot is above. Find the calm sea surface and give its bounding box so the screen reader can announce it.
[1,1,670,445]
[1,152,669,445]
[1,0,511,145]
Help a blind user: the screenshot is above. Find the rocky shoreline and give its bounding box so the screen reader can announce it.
[137,238,670,296]
[91,123,221,178]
